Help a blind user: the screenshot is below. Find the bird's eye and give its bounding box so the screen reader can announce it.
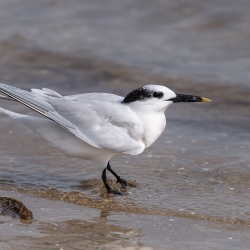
[153,92,163,98]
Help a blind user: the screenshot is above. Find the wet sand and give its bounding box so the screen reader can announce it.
[0,0,250,249]
[1,190,250,250]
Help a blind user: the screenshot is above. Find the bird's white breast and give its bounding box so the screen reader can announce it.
[138,111,166,148]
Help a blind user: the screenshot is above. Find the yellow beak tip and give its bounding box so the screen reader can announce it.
[201,97,212,102]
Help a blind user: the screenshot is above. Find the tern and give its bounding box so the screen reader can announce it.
[0,84,211,194]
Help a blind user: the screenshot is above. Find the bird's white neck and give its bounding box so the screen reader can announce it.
[128,102,170,148]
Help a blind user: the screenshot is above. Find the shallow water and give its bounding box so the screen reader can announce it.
[0,0,250,249]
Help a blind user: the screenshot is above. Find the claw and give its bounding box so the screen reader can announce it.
[117,177,133,188]
[108,189,124,195]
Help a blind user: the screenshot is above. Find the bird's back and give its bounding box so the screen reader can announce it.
[65,93,123,103]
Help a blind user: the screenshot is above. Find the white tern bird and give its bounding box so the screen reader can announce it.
[0,84,211,194]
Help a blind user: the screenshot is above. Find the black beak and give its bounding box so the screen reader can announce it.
[168,93,211,103]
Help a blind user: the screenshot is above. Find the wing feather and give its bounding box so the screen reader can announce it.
[0,84,145,154]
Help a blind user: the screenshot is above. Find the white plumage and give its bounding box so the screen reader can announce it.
[0,83,210,194]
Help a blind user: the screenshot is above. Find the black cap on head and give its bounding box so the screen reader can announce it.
[122,87,163,104]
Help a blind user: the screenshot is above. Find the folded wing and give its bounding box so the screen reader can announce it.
[0,84,145,155]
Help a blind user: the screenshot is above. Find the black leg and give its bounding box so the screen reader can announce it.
[102,167,112,193]
[101,167,123,195]
[107,162,132,188]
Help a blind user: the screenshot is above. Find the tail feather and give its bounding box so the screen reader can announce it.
[0,83,98,149]
[0,83,73,131]
[0,107,90,157]
[0,94,14,101]
[0,107,26,119]
[0,84,54,115]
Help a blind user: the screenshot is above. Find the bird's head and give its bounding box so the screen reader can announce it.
[122,85,211,111]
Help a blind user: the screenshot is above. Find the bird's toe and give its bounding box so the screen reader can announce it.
[117,177,135,188]
[108,189,124,195]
